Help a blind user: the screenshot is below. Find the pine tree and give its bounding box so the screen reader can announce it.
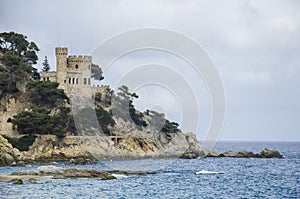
[42,56,50,72]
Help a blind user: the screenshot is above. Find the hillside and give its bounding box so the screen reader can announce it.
[0,32,206,164]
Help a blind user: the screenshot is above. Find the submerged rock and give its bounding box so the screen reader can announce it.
[10,178,23,184]
[65,158,97,165]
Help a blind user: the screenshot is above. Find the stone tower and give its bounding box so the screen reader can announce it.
[55,47,68,87]
[55,47,92,97]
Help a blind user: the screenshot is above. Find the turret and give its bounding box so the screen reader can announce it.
[56,47,68,73]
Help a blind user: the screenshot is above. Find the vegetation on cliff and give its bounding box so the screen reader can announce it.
[1,31,180,137]
[73,107,115,136]
[112,85,147,128]
[0,32,39,98]
[26,81,69,108]
[2,134,36,151]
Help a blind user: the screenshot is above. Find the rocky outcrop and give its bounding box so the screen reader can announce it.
[207,148,283,158]
[9,165,156,180]
[19,131,207,161]
[259,148,283,158]
[0,135,22,166]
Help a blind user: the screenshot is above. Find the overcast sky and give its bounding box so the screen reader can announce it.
[1,0,299,141]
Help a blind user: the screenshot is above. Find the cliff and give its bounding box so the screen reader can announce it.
[0,135,22,166]
[19,132,206,161]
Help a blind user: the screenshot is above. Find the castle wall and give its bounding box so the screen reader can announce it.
[54,47,92,98]
[0,97,30,135]
[40,71,57,82]
[0,47,102,135]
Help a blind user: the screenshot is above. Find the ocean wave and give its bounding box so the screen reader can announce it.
[195,170,225,175]
[111,174,129,179]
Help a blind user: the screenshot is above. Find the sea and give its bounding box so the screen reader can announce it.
[0,141,299,199]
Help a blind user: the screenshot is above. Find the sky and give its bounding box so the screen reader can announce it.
[0,0,299,141]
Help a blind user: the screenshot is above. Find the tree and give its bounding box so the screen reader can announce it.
[95,106,115,135]
[91,63,104,81]
[26,81,69,108]
[0,31,39,64]
[42,56,50,72]
[12,106,53,134]
[113,85,147,127]
[0,32,40,97]
[12,106,74,137]
[162,120,180,133]
[32,67,40,80]
[73,107,115,136]
[0,53,33,96]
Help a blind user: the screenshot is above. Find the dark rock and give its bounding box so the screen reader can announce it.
[11,161,26,167]
[11,166,157,181]
[65,158,97,165]
[206,149,219,157]
[222,150,239,157]
[100,175,117,180]
[179,152,198,159]
[215,148,283,159]
[10,178,23,184]
[260,148,283,158]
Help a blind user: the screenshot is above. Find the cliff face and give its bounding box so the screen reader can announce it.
[0,135,22,166]
[20,132,206,161]
[0,96,31,135]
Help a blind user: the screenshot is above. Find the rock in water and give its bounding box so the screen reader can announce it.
[10,178,23,184]
[206,149,220,157]
[11,166,157,180]
[260,148,283,158]
[216,148,283,158]
[180,152,199,159]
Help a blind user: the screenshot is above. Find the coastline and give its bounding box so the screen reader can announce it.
[0,134,285,168]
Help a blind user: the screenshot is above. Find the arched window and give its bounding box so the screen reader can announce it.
[7,118,12,123]
[76,78,79,84]
[72,78,75,84]
[83,78,87,85]
[88,78,90,85]
[75,64,79,69]
[69,78,71,84]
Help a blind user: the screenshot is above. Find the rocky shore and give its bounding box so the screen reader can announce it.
[0,132,206,166]
[0,165,157,183]
[0,134,284,167]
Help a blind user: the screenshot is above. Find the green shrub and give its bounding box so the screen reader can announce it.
[3,134,37,151]
[11,106,73,137]
[26,81,69,108]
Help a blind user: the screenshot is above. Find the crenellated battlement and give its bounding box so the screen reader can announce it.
[67,55,92,63]
[94,85,110,93]
[55,47,68,55]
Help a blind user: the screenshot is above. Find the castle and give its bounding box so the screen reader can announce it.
[40,47,93,95]
[40,47,110,98]
[0,47,109,135]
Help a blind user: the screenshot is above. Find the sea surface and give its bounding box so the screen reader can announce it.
[0,141,299,198]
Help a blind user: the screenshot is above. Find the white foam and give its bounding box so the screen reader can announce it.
[195,170,225,175]
[111,174,129,179]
